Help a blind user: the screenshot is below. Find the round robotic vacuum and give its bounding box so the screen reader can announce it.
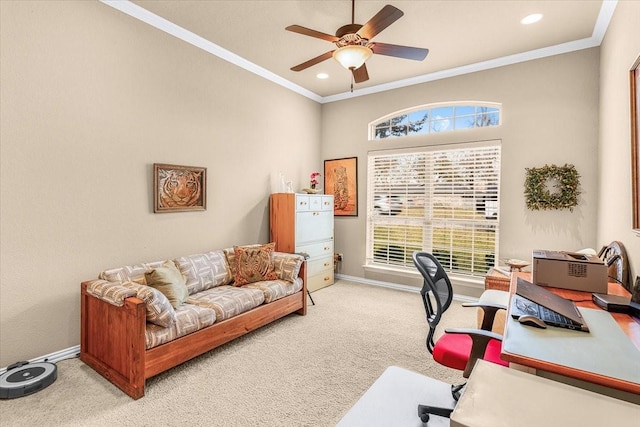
[0,361,57,399]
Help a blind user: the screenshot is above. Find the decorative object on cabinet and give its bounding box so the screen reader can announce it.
[310,172,321,190]
[524,164,580,211]
[153,163,206,213]
[270,193,335,292]
[630,54,640,232]
[324,157,358,216]
[302,172,322,194]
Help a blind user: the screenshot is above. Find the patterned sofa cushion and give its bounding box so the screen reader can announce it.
[99,260,167,284]
[124,281,178,328]
[145,303,216,350]
[145,260,189,308]
[223,245,263,279]
[271,252,304,282]
[173,250,233,295]
[232,243,278,286]
[186,285,265,321]
[244,277,304,304]
[224,248,303,283]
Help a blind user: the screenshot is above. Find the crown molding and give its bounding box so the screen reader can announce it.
[101,0,617,105]
[100,0,322,103]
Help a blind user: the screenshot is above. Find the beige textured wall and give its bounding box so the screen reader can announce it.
[321,49,600,287]
[598,1,640,280]
[0,1,321,367]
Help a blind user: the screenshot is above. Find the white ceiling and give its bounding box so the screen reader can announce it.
[106,1,613,103]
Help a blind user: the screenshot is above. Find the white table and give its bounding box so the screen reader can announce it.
[336,366,456,427]
[451,360,640,427]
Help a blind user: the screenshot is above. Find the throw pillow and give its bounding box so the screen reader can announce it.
[145,260,189,308]
[233,243,278,286]
[123,281,177,328]
[272,252,304,282]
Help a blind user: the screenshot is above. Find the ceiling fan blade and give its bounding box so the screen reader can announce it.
[372,42,429,61]
[352,63,369,83]
[285,25,339,42]
[291,51,335,72]
[356,5,404,40]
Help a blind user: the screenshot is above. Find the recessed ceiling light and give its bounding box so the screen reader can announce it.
[316,73,329,79]
[521,13,543,25]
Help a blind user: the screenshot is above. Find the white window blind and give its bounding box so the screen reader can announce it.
[367,142,501,277]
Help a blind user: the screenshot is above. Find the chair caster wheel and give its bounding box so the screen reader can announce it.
[418,405,430,423]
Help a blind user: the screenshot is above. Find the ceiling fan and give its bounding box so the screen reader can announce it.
[286,0,429,84]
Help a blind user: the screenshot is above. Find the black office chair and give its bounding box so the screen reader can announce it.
[413,251,508,424]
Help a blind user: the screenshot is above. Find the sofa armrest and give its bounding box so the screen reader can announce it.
[84,279,137,307]
[272,252,305,282]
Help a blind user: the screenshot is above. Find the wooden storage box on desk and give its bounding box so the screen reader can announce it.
[270,193,335,292]
[485,268,511,291]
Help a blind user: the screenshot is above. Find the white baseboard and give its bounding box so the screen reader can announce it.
[335,273,478,303]
[0,345,80,375]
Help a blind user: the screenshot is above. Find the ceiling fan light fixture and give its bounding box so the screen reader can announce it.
[332,45,373,70]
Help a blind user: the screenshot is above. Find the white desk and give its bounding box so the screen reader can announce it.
[336,366,455,427]
[451,360,640,427]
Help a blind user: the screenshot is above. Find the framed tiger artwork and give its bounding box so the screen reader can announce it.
[324,156,358,217]
[153,163,207,213]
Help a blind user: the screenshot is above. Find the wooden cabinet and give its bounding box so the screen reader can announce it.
[270,193,334,292]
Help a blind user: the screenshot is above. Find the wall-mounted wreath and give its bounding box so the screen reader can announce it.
[524,164,581,211]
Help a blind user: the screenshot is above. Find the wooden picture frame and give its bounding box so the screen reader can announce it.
[631,56,640,232]
[324,157,358,216]
[153,163,206,213]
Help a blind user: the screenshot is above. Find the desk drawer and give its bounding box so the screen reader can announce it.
[307,256,334,276]
[308,271,334,292]
[321,196,333,211]
[296,241,334,259]
[296,194,310,211]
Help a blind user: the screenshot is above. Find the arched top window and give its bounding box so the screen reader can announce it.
[369,102,501,140]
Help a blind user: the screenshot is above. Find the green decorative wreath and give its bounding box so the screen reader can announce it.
[524,164,581,211]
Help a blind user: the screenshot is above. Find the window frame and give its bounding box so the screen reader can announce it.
[366,140,501,278]
[369,102,501,141]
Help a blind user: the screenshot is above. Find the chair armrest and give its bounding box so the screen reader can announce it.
[444,328,503,378]
[462,302,507,331]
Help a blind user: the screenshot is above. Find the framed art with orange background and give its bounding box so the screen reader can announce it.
[324,157,358,216]
[631,55,640,232]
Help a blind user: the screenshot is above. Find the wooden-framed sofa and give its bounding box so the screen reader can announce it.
[80,246,307,399]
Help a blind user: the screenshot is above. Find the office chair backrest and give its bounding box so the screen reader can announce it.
[413,251,454,354]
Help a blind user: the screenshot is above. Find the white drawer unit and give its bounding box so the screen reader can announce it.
[270,193,335,292]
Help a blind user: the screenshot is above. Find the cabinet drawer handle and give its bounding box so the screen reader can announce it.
[324,262,330,267]
[324,247,330,251]
[324,276,330,281]
[313,212,319,216]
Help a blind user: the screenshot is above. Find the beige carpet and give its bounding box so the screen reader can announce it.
[0,280,474,426]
